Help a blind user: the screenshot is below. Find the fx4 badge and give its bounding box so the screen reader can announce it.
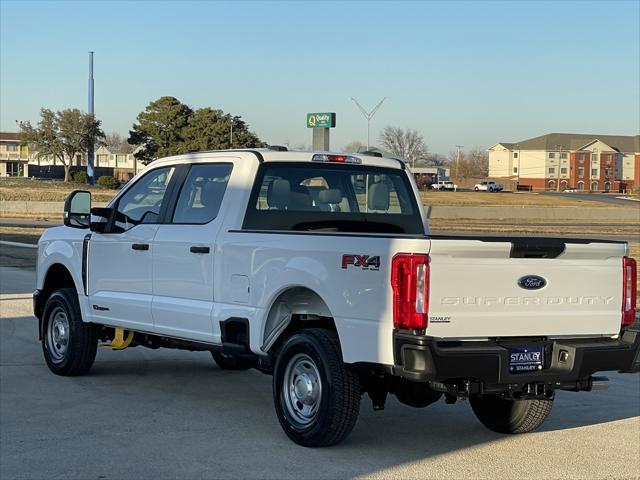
[341,254,381,271]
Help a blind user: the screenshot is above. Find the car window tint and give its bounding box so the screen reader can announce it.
[172,164,232,224]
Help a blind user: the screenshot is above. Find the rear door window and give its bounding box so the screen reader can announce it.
[172,164,233,224]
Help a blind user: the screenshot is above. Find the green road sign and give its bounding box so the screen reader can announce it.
[307,112,336,128]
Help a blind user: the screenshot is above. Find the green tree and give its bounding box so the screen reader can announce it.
[19,108,105,182]
[129,96,265,163]
[128,96,193,163]
[183,108,265,151]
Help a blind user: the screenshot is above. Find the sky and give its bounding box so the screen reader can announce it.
[1,0,639,155]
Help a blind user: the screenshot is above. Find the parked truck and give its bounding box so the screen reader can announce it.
[34,149,639,447]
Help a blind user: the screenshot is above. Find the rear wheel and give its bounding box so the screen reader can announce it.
[42,288,97,376]
[470,395,553,434]
[211,351,252,370]
[273,328,361,447]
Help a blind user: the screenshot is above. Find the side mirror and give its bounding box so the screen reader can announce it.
[63,191,91,229]
[90,207,113,233]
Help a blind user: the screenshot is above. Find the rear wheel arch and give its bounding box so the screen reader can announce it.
[262,286,337,353]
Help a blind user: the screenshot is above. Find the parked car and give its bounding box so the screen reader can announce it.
[431,180,458,191]
[34,148,639,447]
[474,180,503,192]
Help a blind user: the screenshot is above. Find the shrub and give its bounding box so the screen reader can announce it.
[97,175,119,189]
[72,171,88,184]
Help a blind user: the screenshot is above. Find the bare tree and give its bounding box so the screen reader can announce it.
[379,126,429,167]
[449,147,488,180]
[105,132,133,153]
[425,153,449,167]
[19,108,105,182]
[343,141,365,153]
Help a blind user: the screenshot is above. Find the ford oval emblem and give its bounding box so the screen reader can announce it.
[518,275,547,290]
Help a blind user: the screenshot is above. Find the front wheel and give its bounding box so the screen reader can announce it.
[42,288,97,376]
[273,328,361,447]
[470,395,553,434]
[474,187,479,191]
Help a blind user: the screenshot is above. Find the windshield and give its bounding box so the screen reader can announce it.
[242,162,424,234]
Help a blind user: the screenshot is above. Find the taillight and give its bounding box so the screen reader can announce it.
[391,254,429,330]
[622,256,637,327]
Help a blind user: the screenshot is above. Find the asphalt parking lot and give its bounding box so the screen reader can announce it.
[1,265,639,479]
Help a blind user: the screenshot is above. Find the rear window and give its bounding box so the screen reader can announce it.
[242,162,424,234]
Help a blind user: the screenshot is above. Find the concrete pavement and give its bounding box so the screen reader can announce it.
[1,267,639,479]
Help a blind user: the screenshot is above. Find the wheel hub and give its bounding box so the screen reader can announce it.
[283,353,322,426]
[47,307,70,364]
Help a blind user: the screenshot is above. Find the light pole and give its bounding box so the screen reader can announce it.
[229,118,233,148]
[455,145,463,180]
[350,97,388,150]
[516,143,521,190]
[555,144,564,192]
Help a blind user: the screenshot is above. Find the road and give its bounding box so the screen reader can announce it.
[1,266,639,479]
[540,191,640,207]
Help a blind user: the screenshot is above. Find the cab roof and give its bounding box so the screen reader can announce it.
[151,149,406,170]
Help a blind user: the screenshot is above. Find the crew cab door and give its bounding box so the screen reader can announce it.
[151,163,233,343]
[88,166,176,329]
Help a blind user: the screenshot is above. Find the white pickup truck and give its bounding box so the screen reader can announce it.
[474,180,504,192]
[431,180,458,191]
[34,149,639,447]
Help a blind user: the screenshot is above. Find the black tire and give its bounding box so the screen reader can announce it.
[41,288,97,376]
[474,187,479,191]
[211,351,252,370]
[470,395,553,434]
[273,328,361,447]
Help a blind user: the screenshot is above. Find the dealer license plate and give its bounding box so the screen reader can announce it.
[508,347,544,374]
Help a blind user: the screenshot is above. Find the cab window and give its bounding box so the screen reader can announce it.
[113,166,174,232]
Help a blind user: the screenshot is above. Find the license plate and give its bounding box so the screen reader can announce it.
[508,346,544,374]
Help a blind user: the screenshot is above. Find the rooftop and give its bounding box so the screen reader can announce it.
[0,132,21,142]
[495,133,640,153]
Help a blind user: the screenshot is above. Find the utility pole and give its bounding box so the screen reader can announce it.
[229,118,233,148]
[87,51,95,185]
[455,145,463,179]
[555,144,564,192]
[350,97,388,150]
[516,144,521,190]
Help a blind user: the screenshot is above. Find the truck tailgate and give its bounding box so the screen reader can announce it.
[427,237,626,339]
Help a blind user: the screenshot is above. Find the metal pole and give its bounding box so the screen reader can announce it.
[230,118,233,148]
[516,144,521,190]
[556,145,563,192]
[350,97,388,151]
[455,145,463,179]
[87,51,95,185]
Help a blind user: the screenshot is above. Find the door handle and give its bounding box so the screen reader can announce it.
[190,246,210,254]
[131,243,149,251]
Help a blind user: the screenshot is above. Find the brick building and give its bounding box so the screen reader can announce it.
[488,133,640,192]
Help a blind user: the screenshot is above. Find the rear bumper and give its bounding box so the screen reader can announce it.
[393,327,640,385]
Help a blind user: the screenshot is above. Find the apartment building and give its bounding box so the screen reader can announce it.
[488,133,640,192]
[0,132,30,177]
[0,132,145,181]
